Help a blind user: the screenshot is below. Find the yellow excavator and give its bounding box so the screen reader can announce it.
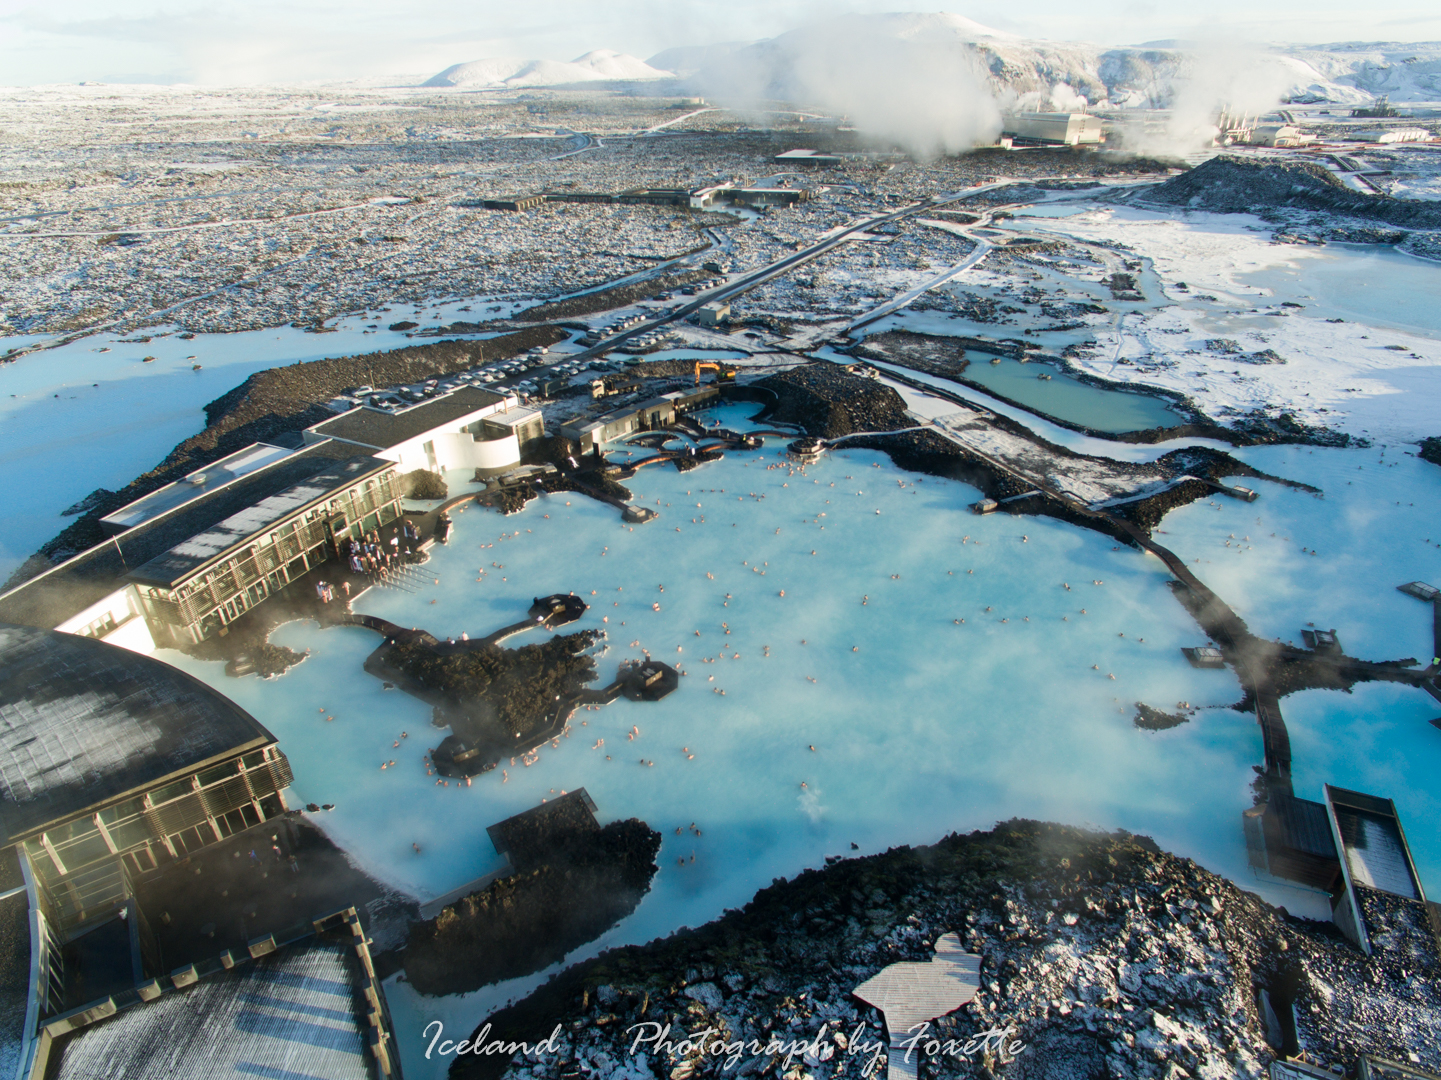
[693,361,737,386]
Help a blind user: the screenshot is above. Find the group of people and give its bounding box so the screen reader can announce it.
[344,525,419,581]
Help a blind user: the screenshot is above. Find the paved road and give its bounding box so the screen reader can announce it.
[553,179,1025,365]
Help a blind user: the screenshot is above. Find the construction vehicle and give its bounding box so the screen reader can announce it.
[694,361,736,386]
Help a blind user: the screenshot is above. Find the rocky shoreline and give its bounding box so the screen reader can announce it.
[447,820,1441,1080]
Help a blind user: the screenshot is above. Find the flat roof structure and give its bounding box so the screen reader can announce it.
[0,624,275,844]
[1243,790,1341,891]
[1323,785,1438,962]
[127,456,392,589]
[0,441,361,632]
[1328,786,1423,900]
[308,386,506,451]
[1002,112,1104,146]
[486,789,599,870]
[481,405,542,432]
[42,910,397,1080]
[773,148,844,166]
[98,443,296,535]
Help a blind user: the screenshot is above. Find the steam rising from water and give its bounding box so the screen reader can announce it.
[689,14,1294,157]
[1147,45,1296,155]
[692,15,1004,156]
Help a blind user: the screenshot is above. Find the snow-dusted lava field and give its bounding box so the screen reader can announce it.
[4,151,1441,1079]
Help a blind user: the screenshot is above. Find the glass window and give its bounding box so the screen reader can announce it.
[53,830,112,869]
[241,750,267,770]
[107,817,156,852]
[197,762,236,788]
[150,777,195,805]
[98,797,146,826]
[46,818,96,845]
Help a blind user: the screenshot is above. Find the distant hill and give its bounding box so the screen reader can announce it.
[422,49,673,89]
[645,42,749,79]
[420,17,1441,131]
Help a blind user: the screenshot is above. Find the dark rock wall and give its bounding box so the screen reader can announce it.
[449,820,1441,1080]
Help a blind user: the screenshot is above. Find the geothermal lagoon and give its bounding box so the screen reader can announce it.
[5,200,1441,1080]
[150,399,1441,1079]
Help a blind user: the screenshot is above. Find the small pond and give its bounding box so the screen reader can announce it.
[958,357,1184,433]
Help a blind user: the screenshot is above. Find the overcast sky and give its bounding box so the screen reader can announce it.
[0,0,1437,86]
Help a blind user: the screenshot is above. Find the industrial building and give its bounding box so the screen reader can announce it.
[305,384,534,477]
[689,185,811,210]
[697,301,731,327]
[1245,124,1319,147]
[1354,128,1433,144]
[481,185,812,213]
[772,148,844,167]
[480,195,546,211]
[1001,112,1104,147]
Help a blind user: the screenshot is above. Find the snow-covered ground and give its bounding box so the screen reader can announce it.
[1002,204,1441,443]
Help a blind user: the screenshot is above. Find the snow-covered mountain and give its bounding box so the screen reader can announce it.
[1278,41,1441,103]
[423,50,672,89]
[420,14,1441,115]
[647,14,1441,110]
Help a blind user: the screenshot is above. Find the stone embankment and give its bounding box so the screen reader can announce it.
[450,820,1440,1080]
[753,365,914,438]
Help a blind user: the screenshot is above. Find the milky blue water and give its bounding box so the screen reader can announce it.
[141,400,1292,1077]
[1154,442,1441,891]
[952,357,1183,433]
[4,226,1438,1080]
[1241,244,1441,340]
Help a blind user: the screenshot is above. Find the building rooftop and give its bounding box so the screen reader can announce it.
[0,441,361,631]
[309,385,506,450]
[1329,786,1422,900]
[0,624,274,842]
[482,405,542,430]
[49,938,381,1080]
[127,455,391,589]
[99,443,297,534]
[486,789,599,870]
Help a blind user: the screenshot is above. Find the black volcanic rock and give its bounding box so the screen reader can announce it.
[403,818,661,996]
[755,363,911,438]
[449,820,1441,1080]
[1143,156,1441,230]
